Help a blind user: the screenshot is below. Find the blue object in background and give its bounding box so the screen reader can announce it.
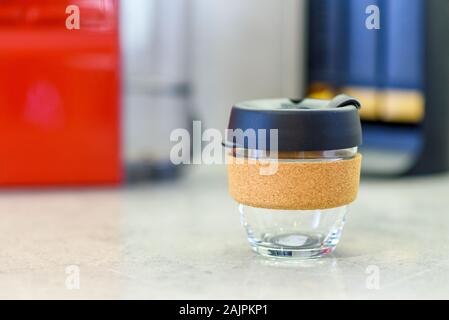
[308,0,426,175]
[346,0,380,87]
[308,0,348,86]
[308,0,425,98]
[381,0,424,90]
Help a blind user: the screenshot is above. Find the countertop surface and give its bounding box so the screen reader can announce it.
[1,166,449,300]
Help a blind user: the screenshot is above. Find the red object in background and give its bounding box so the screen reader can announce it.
[0,0,121,186]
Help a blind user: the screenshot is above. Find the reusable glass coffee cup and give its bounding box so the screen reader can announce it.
[225,95,362,259]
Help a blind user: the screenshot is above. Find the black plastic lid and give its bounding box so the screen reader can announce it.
[225,94,362,151]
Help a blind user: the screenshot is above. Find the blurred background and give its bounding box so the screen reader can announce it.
[0,0,448,187]
[0,0,449,300]
[1,0,448,187]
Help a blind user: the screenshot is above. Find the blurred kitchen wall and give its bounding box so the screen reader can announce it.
[190,0,307,131]
[121,0,307,178]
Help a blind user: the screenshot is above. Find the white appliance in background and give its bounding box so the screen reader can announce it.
[190,0,307,131]
[121,0,192,181]
[121,0,306,181]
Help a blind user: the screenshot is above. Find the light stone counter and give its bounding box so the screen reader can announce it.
[1,166,449,299]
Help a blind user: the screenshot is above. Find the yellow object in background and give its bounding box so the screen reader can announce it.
[310,84,425,124]
[307,83,336,100]
[378,90,425,123]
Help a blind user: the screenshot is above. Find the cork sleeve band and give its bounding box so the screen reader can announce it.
[227,153,362,210]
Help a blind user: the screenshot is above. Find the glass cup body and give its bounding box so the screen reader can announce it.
[229,147,358,259]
